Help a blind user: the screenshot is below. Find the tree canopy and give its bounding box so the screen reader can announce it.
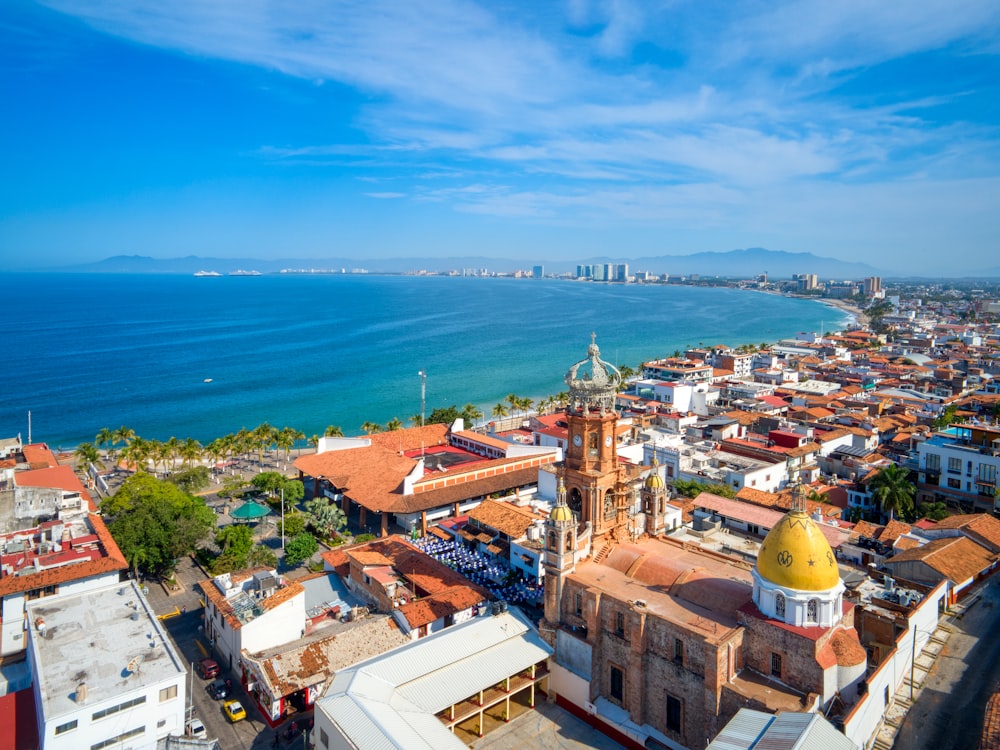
[870,463,916,521]
[102,473,215,577]
[284,532,318,567]
[305,496,347,539]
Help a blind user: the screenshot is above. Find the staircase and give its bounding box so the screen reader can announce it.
[593,541,615,564]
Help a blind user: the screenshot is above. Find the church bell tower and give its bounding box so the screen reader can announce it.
[561,334,628,540]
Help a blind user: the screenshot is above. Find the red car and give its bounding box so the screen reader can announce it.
[197,658,219,679]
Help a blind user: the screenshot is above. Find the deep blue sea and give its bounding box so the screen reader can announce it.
[0,273,844,449]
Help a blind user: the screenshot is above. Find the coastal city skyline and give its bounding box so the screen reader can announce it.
[3,2,999,275]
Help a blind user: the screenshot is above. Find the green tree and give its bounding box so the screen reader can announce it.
[461,403,483,426]
[933,405,958,431]
[252,471,287,498]
[491,402,509,424]
[361,421,383,435]
[216,524,254,559]
[385,417,403,431]
[218,474,249,500]
[95,427,115,459]
[74,442,102,470]
[305,496,347,539]
[426,405,461,425]
[102,474,215,577]
[179,437,202,468]
[870,463,916,521]
[324,425,344,437]
[248,544,278,569]
[278,511,307,538]
[281,479,304,506]
[284,532,319,567]
[168,466,211,494]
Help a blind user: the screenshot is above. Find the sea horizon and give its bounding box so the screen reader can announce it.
[1,272,847,450]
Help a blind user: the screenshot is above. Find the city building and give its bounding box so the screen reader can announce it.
[294,423,559,538]
[914,423,1000,512]
[313,606,552,748]
[26,580,187,750]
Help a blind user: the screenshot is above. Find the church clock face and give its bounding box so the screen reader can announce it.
[605,435,613,447]
[573,434,582,447]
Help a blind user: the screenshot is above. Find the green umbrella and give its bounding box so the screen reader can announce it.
[229,500,272,522]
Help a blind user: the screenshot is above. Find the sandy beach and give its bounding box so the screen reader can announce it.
[819,297,869,326]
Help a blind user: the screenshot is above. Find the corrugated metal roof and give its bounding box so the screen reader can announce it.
[317,607,553,749]
[707,709,859,750]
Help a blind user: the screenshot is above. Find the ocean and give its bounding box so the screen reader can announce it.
[1,273,843,449]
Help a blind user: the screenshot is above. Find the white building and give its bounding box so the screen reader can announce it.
[914,424,1000,510]
[314,606,552,749]
[26,580,187,750]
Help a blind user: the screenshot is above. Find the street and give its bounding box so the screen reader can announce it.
[894,575,1000,750]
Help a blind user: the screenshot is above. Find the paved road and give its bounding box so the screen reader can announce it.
[894,576,1000,750]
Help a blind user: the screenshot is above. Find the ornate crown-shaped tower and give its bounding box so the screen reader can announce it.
[564,332,622,412]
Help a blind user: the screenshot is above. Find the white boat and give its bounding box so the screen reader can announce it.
[229,269,262,276]
[194,270,222,277]
[204,378,213,383]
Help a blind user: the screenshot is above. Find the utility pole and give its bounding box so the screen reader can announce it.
[281,485,285,554]
[418,370,426,427]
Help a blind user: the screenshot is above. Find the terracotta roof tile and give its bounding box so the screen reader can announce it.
[885,536,997,583]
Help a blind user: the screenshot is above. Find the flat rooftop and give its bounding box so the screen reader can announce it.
[27,580,186,721]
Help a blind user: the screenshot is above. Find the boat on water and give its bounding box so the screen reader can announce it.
[229,269,262,276]
[204,378,213,383]
[194,270,222,277]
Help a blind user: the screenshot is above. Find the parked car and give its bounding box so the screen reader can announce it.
[185,717,207,739]
[223,700,246,723]
[207,679,229,700]
[197,658,219,679]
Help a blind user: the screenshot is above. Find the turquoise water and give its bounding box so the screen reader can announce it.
[0,273,843,448]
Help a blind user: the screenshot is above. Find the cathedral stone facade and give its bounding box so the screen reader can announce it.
[542,337,867,749]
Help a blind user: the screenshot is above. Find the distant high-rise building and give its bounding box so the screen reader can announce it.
[794,273,819,291]
[576,264,593,279]
[533,265,544,279]
[864,276,882,296]
[613,263,629,282]
[592,264,607,281]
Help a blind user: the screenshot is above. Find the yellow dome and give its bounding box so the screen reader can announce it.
[757,511,840,591]
[550,504,573,522]
[645,472,664,490]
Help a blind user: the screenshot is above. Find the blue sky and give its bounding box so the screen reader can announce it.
[2,0,998,274]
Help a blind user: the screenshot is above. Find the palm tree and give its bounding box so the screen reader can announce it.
[150,440,170,477]
[385,417,403,431]
[324,425,344,437]
[95,427,114,460]
[505,393,521,423]
[165,436,180,474]
[361,421,383,435]
[461,403,483,427]
[492,402,509,426]
[113,426,135,464]
[180,437,202,468]
[253,422,277,467]
[74,442,101,472]
[870,463,916,521]
[519,396,534,419]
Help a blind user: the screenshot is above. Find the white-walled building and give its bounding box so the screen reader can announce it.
[26,580,186,750]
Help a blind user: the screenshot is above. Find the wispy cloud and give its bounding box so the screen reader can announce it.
[28,0,1000,267]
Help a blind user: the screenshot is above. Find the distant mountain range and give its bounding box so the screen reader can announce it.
[61,248,891,279]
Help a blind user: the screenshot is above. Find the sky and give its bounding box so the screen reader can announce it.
[1,1,999,274]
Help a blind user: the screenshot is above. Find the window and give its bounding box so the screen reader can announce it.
[666,694,682,732]
[575,593,583,616]
[157,719,166,728]
[615,611,625,637]
[159,685,178,702]
[770,653,782,677]
[320,728,329,748]
[674,638,684,664]
[55,720,77,735]
[807,599,818,624]
[775,593,786,619]
[610,666,624,701]
[925,453,940,471]
[948,457,961,474]
[947,478,961,489]
[92,695,146,721]
[91,726,144,750]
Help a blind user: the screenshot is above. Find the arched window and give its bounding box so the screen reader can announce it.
[548,531,556,550]
[807,599,819,624]
[775,593,786,619]
[565,531,573,550]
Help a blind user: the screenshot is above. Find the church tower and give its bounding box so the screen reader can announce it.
[641,456,667,536]
[562,334,628,539]
[543,478,576,628]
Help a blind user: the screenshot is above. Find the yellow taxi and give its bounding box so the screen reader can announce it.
[223,700,246,723]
